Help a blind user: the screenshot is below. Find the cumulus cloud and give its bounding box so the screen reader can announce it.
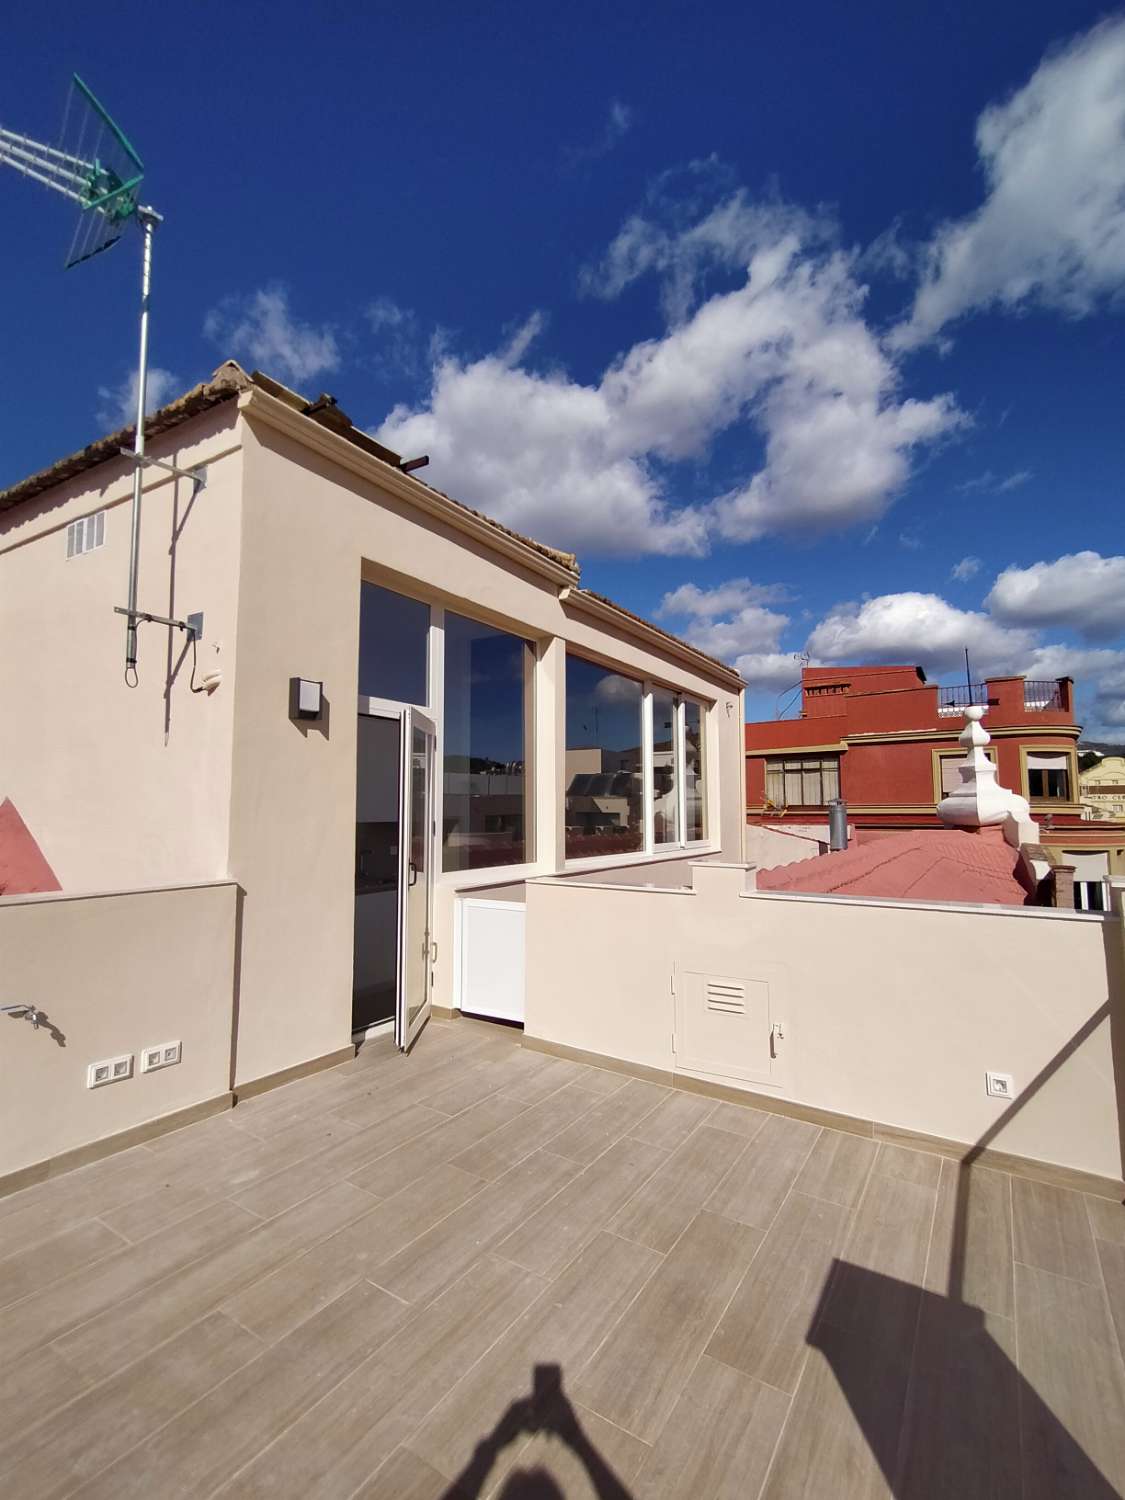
[950,555,982,582]
[657,577,799,689]
[96,367,179,431]
[806,592,1037,676]
[986,551,1125,638]
[380,206,964,557]
[657,578,789,618]
[955,469,1032,495]
[892,17,1125,348]
[204,286,339,386]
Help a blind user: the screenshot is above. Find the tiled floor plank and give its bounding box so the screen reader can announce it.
[1012,1176,1101,1285]
[407,1230,663,1490]
[0,1216,127,1309]
[575,1210,762,1442]
[1016,1260,1125,1499]
[924,1160,1014,1318]
[705,1113,821,1231]
[707,1189,851,1394]
[635,1354,790,1500]
[51,1180,376,1383]
[546,1080,671,1166]
[793,1130,878,1208]
[495,1135,669,1279]
[449,1081,603,1181]
[69,1282,409,1500]
[610,1125,751,1253]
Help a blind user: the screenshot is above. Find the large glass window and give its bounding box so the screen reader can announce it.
[652,690,679,845]
[443,612,534,871]
[565,656,644,858]
[358,582,429,704]
[684,700,706,841]
[765,755,840,807]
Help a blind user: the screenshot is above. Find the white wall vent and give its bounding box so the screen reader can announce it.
[66,511,105,559]
[705,979,746,1015]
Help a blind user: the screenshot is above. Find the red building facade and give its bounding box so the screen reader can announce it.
[745,665,1125,877]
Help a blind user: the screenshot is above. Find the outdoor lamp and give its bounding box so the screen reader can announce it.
[289,677,324,721]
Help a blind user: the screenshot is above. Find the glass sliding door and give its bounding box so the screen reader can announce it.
[684,701,706,842]
[397,707,437,1051]
[565,656,644,858]
[652,691,679,845]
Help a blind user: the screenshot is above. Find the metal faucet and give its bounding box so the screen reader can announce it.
[1,1003,41,1028]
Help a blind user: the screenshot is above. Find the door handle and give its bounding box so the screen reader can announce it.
[430,939,438,963]
[408,860,418,887]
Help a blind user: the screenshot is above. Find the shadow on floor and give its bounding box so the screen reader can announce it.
[808,1259,1120,1499]
[443,1363,633,1499]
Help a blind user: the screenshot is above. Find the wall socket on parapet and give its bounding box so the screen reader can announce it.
[87,1054,133,1088]
[141,1041,182,1073]
[985,1071,1014,1099]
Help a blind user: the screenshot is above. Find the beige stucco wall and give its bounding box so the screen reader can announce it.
[225,399,744,1086]
[525,868,1125,1182]
[0,406,244,891]
[0,882,237,1179]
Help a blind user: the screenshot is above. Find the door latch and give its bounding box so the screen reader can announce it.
[770,1021,785,1058]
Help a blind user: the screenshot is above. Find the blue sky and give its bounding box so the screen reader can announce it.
[2,2,1124,733]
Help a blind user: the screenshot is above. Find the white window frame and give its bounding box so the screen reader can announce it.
[561,656,717,871]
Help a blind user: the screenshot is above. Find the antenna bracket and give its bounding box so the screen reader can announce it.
[119,448,206,490]
[113,606,203,639]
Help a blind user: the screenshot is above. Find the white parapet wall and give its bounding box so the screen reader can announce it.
[0,881,239,1184]
[524,866,1125,1185]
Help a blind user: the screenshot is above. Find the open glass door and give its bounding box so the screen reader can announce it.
[396,707,437,1050]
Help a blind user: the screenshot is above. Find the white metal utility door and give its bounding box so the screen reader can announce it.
[396,707,437,1051]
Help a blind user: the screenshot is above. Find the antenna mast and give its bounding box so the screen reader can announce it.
[1,77,198,682]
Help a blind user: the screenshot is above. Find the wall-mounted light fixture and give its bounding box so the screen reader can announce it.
[289,677,324,721]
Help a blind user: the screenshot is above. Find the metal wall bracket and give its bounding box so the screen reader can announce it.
[118,447,207,490]
[114,606,203,639]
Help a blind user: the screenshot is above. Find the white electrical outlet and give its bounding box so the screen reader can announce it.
[87,1053,133,1089]
[985,1070,1014,1099]
[141,1040,182,1073]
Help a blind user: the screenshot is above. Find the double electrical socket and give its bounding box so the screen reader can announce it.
[87,1041,181,1089]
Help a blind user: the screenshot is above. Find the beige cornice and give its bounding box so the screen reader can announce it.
[843,725,1080,746]
[238,386,580,590]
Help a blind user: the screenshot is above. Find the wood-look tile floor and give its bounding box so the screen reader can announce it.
[3,1017,1125,1499]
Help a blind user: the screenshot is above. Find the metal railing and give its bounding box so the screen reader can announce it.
[1024,679,1064,711]
[937,683,989,716]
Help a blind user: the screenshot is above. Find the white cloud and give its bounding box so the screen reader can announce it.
[951,555,982,582]
[658,577,793,686]
[892,17,1125,348]
[955,469,1032,495]
[204,286,339,387]
[96,366,179,430]
[986,551,1125,638]
[733,652,808,692]
[382,203,965,558]
[657,578,789,618]
[806,592,1037,676]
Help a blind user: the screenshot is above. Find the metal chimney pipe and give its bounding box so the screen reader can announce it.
[827,798,848,851]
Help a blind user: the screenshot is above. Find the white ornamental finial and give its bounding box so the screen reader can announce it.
[937,706,1033,831]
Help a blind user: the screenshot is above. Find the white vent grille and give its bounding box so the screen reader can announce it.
[66,511,105,559]
[705,979,746,1015]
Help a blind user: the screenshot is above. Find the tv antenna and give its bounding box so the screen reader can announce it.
[1,76,201,683]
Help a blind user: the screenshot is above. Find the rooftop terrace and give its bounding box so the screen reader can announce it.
[1,1016,1123,1498]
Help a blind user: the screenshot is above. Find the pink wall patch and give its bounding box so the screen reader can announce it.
[0,799,61,895]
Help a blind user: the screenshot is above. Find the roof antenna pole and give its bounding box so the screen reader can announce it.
[965,646,972,700]
[124,205,161,683]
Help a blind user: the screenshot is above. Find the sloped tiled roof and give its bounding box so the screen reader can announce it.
[756,826,1034,906]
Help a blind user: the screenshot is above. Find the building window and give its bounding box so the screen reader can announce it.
[652,690,679,846]
[565,657,644,859]
[358,582,429,705]
[765,756,840,808]
[442,612,535,872]
[1027,752,1071,801]
[684,700,706,842]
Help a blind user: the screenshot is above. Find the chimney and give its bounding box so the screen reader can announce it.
[1044,862,1076,910]
[827,798,848,851]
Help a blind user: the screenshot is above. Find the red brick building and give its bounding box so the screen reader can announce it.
[745,665,1125,888]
